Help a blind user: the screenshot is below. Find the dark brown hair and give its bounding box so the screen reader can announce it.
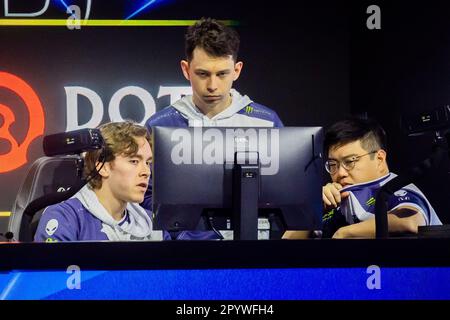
[185,17,240,62]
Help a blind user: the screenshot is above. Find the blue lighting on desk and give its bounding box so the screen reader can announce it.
[1,267,449,300]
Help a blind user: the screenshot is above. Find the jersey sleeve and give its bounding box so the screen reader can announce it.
[34,202,79,242]
[273,113,284,128]
[387,188,430,225]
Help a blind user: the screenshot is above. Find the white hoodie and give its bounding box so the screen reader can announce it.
[171,89,280,127]
[74,185,161,241]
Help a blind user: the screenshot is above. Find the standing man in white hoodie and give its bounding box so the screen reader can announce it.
[145,17,283,130]
[35,121,164,242]
[143,18,283,240]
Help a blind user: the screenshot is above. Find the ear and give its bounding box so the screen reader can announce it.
[180,60,190,81]
[376,149,386,161]
[376,149,388,171]
[233,61,243,81]
[96,161,111,179]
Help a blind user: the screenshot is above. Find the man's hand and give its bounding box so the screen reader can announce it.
[322,182,350,209]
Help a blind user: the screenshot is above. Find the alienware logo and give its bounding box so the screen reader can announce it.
[394,190,408,197]
[45,219,59,236]
[57,187,71,192]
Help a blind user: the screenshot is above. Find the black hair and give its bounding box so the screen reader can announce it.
[324,117,387,156]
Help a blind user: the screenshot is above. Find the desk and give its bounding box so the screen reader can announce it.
[1,238,450,300]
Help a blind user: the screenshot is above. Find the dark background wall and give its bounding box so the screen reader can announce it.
[1,0,449,230]
[350,0,450,223]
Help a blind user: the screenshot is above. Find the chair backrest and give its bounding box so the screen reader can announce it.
[8,155,84,241]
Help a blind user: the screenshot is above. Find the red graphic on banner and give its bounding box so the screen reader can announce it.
[0,72,45,173]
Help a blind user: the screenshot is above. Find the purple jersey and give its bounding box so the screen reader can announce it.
[35,196,171,242]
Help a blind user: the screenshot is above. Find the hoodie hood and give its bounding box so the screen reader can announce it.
[73,185,156,241]
[171,89,252,126]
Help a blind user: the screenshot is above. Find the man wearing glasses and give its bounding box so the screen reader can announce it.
[320,117,442,238]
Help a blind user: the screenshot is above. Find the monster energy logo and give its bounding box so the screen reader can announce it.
[245,105,254,114]
[366,197,376,206]
[322,209,335,222]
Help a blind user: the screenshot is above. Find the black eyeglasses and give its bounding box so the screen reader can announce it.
[324,151,378,174]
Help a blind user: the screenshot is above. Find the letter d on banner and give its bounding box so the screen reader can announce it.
[4,0,50,17]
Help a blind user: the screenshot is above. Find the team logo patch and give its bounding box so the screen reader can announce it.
[394,190,408,197]
[0,72,45,173]
[45,219,59,236]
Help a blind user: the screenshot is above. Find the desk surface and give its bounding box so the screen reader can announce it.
[1,237,450,270]
[1,238,450,300]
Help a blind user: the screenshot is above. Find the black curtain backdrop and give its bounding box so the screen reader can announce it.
[350,0,450,223]
[1,0,449,224]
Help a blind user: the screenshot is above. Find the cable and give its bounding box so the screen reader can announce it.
[206,214,224,240]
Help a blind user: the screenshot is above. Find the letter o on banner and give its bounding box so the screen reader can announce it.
[108,86,156,125]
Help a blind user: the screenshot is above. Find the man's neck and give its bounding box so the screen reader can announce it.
[94,187,127,221]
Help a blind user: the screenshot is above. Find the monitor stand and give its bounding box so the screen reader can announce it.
[232,151,260,240]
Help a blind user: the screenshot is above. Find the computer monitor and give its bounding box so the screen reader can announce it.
[152,126,323,240]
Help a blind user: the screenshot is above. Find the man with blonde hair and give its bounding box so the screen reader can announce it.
[35,121,161,242]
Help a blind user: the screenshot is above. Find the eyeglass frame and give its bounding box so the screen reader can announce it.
[324,150,378,174]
